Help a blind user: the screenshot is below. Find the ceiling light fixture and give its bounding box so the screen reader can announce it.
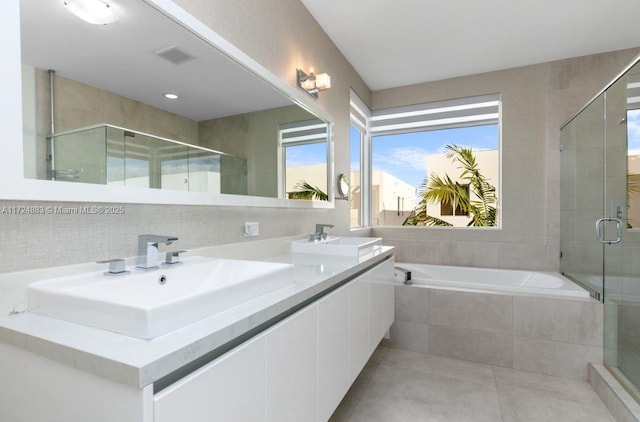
[297,68,331,99]
[164,93,179,100]
[64,0,118,25]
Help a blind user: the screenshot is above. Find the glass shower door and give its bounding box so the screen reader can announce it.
[603,62,640,400]
[561,57,640,403]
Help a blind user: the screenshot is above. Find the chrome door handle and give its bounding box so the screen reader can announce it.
[596,217,622,244]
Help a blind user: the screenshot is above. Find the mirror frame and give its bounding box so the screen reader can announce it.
[336,174,349,200]
[1,0,334,208]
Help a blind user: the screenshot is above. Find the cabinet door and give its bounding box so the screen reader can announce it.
[265,304,318,422]
[370,258,395,351]
[154,336,265,422]
[348,271,370,383]
[381,259,396,334]
[317,285,349,422]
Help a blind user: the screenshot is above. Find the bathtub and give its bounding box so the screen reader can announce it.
[394,263,590,300]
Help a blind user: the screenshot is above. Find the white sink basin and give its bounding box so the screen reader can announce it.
[291,236,382,256]
[26,256,294,339]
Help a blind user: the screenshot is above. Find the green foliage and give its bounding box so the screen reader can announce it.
[287,180,328,201]
[627,172,640,228]
[403,144,497,227]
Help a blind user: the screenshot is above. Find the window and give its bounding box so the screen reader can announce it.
[279,119,329,200]
[349,124,363,226]
[350,91,371,228]
[370,94,500,227]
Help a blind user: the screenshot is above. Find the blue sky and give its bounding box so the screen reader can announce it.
[628,110,640,155]
[358,124,499,188]
[285,142,327,167]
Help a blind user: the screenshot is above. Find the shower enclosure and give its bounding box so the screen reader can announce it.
[560,57,640,400]
[47,124,248,195]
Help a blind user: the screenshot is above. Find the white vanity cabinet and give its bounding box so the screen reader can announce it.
[347,269,371,382]
[369,259,395,353]
[154,336,266,422]
[152,258,394,422]
[0,257,394,422]
[317,284,350,422]
[265,304,319,422]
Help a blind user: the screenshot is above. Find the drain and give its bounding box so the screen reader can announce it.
[158,275,167,285]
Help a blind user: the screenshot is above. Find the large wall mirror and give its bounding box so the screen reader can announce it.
[4,0,333,207]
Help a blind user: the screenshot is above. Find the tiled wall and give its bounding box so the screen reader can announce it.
[0,201,334,273]
[384,284,603,380]
[373,48,640,272]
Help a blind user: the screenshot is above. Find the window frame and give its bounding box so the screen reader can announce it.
[368,94,502,229]
[277,119,330,200]
[349,91,372,229]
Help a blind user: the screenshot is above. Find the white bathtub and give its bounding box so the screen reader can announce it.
[395,263,590,300]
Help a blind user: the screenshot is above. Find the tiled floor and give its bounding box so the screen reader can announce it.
[330,347,615,422]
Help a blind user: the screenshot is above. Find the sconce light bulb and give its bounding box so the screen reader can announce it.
[315,73,331,90]
[301,78,316,91]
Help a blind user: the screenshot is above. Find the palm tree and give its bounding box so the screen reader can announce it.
[287,180,328,201]
[403,144,497,227]
[627,172,640,228]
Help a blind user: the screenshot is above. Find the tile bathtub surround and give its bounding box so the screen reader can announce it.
[383,284,603,380]
[330,347,615,422]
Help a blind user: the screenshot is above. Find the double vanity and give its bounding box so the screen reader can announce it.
[0,235,394,422]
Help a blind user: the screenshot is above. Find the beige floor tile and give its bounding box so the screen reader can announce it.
[348,364,503,422]
[493,365,607,405]
[368,345,388,364]
[331,349,616,422]
[382,347,496,385]
[328,361,380,421]
[497,383,615,422]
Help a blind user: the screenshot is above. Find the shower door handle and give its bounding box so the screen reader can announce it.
[596,217,622,244]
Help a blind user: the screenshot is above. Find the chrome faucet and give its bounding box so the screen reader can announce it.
[395,266,413,285]
[309,224,334,241]
[137,234,178,270]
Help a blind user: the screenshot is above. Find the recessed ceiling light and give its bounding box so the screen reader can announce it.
[164,93,179,100]
[63,0,118,25]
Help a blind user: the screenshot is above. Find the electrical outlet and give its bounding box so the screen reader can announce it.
[244,222,259,237]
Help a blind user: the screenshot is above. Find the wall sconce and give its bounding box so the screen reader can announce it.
[64,0,118,25]
[297,68,331,98]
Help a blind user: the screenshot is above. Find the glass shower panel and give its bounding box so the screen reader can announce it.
[560,94,605,297]
[219,154,248,195]
[188,149,221,193]
[561,56,640,404]
[124,131,169,189]
[106,126,125,186]
[159,143,189,191]
[48,124,248,193]
[48,126,107,184]
[604,63,640,399]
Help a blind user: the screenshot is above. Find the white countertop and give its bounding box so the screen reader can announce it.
[0,239,394,389]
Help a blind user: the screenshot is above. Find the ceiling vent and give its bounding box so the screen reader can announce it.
[155,46,195,65]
